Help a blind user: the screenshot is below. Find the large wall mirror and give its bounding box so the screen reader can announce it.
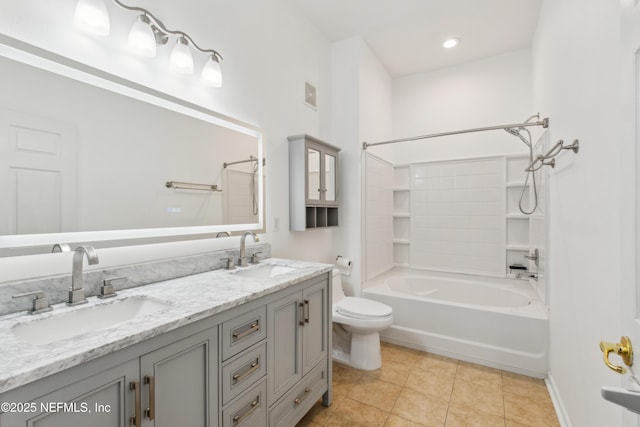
[0,36,264,257]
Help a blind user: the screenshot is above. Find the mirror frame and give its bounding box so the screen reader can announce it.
[0,34,264,253]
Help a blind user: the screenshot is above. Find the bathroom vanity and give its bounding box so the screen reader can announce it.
[0,259,332,427]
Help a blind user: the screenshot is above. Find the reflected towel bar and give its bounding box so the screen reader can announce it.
[223,156,266,169]
[165,181,222,191]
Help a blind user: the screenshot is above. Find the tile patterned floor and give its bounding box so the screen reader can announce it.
[297,342,560,427]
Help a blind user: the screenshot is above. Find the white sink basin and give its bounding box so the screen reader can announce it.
[233,264,298,279]
[12,296,172,345]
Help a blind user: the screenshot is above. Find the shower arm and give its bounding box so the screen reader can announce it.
[362,117,549,150]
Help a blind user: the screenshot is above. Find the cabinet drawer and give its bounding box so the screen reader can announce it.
[268,363,328,427]
[222,378,267,427]
[222,306,267,361]
[222,342,267,405]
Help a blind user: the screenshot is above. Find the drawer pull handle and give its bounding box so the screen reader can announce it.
[298,302,305,326]
[232,321,260,341]
[143,375,155,420]
[304,299,310,323]
[232,396,260,425]
[294,387,312,405]
[129,381,141,427]
[232,359,260,384]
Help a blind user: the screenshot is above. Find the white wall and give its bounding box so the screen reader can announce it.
[0,0,340,280]
[391,49,533,165]
[330,37,392,295]
[533,1,627,426]
[364,153,393,280]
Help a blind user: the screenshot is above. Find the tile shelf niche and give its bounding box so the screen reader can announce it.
[289,134,341,231]
[393,165,411,267]
[506,155,532,278]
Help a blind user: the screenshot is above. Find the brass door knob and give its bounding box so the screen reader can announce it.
[600,336,633,374]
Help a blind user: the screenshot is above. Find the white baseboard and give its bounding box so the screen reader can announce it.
[546,372,572,427]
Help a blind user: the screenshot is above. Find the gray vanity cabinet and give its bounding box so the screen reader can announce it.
[0,327,218,427]
[139,328,217,427]
[0,358,138,427]
[267,275,329,425]
[0,267,332,427]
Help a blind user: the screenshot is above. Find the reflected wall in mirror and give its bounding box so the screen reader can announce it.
[0,38,264,256]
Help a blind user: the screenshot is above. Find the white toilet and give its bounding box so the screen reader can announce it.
[331,269,393,370]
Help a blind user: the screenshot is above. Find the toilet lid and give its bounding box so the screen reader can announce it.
[336,297,392,318]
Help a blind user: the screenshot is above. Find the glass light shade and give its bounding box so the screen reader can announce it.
[74,0,110,36]
[201,56,222,88]
[170,37,194,74]
[128,15,157,57]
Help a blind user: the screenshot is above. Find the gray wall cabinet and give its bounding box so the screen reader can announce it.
[0,271,332,427]
[288,134,341,230]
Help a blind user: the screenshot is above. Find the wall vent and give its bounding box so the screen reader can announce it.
[305,82,317,109]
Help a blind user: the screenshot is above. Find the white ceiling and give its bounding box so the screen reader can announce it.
[289,0,542,77]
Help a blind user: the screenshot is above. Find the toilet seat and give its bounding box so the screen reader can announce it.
[335,297,392,319]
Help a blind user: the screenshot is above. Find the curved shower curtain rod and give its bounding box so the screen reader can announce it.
[361,117,549,150]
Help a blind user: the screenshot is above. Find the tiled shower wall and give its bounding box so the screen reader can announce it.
[364,153,394,281]
[410,158,505,276]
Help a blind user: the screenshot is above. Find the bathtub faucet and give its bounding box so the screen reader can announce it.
[516,271,538,280]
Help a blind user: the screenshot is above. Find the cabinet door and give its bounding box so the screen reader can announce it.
[323,151,337,204]
[0,359,138,427]
[140,328,218,427]
[267,291,303,405]
[306,146,322,204]
[302,279,328,375]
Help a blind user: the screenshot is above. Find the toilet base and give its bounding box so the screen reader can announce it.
[331,330,382,371]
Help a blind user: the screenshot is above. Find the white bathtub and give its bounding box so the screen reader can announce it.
[363,269,548,378]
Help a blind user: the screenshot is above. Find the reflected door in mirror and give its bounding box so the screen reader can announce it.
[0,109,77,235]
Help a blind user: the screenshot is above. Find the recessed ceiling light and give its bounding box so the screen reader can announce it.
[443,38,460,49]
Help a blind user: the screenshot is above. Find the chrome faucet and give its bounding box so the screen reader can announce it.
[68,245,99,306]
[51,243,71,253]
[238,231,259,267]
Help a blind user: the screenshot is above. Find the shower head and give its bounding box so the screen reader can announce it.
[504,127,520,137]
[504,127,531,147]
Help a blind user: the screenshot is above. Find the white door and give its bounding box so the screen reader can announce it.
[0,109,76,235]
[604,3,640,425]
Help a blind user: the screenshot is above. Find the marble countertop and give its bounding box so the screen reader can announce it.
[0,258,331,394]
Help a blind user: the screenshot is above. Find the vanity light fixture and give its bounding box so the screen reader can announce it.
[74,0,110,36]
[74,0,223,87]
[170,36,194,74]
[201,55,222,88]
[443,38,460,49]
[128,15,157,57]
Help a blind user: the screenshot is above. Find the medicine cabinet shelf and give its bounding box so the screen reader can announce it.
[305,207,339,229]
[289,134,341,231]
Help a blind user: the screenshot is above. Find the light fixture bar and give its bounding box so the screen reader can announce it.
[111,0,222,61]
